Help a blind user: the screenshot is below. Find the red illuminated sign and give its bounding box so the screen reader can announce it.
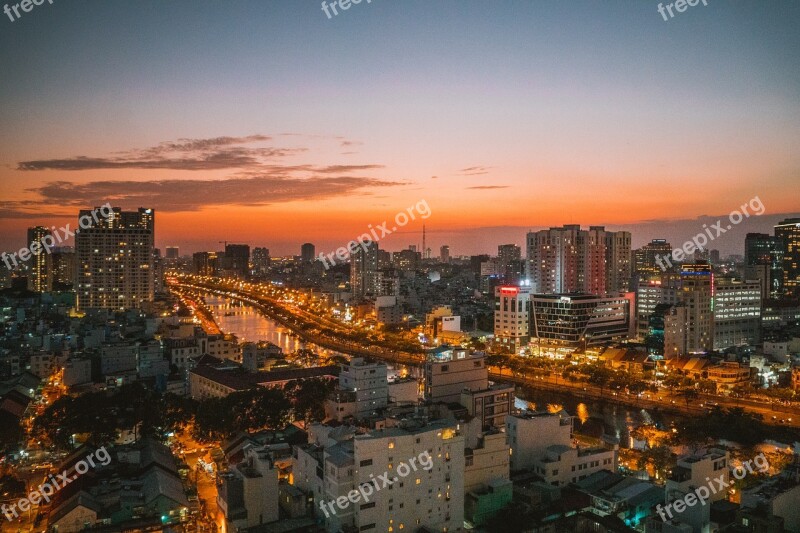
[500,287,519,295]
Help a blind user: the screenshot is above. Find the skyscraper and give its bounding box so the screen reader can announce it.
[744,233,783,297]
[526,225,580,294]
[165,246,180,260]
[678,262,714,353]
[224,244,250,277]
[774,218,800,296]
[75,207,155,311]
[350,241,378,299]
[51,247,76,288]
[498,243,522,283]
[193,251,218,275]
[252,247,270,273]
[301,243,315,263]
[634,239,673,275]
[526,225,629,295]
[27,226,52,293]
[714,278,761,349]
[578,227,607,295]
[440,245,450,264]
[605,230,632,292]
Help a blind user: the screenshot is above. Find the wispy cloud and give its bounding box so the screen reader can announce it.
[458,166,492,176]
[11,175,399,213]
[17,135,303,172]
[466,185,508,190]
[2,134,403,217]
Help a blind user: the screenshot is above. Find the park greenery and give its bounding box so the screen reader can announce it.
[31,378,335,449]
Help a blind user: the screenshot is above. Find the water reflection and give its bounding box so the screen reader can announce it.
[204,294,340,357]
[519,386,680,446]
[576,403,590,424]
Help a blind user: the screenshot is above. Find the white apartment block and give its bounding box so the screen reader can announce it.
[460,383,515,430]
[207,334,241,362]
[351,421,464,533]
[463,420,510,494]
[494,285,532,346]
[663,449,729,532]
[506,410,617,486]
[294,420,465,533]
[339,358,389,418]
[218,446,280,530]
[425,349,488,404]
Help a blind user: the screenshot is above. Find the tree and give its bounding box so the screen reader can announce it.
[697,379,716,394]
[637,445,674,481]
[289,378,334,424]
[678,388,699,407]
[587,365,614,395]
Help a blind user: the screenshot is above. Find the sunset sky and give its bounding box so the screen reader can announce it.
[1,0,798,256]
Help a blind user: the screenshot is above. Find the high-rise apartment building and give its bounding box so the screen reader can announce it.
[745,233,783,297]
[165,246,180,260]
[75,207,154,311]
[775,218,800,296]
[605,230,632,292]
[634,239,673,275]
[678,262,714,353]
[51,247,76,287]
[394,248,421,271]
[193,251,218,275]
[440,245,450,264]
[497,243,522,282]
[526,225,580,294]
[526,225,629,295]
[635,277,679,339]
[577,226,607,295]
[27,226,52,293]
[663,304,689,359]
[301,242,315,263]
[713,278,762,349]
[252,247,270,273]
[224,244,250,277]
[351,241,379,299]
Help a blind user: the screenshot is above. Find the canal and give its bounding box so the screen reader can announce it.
[204,293,673,446]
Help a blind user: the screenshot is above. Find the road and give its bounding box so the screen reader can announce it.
[169,278,424,366]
